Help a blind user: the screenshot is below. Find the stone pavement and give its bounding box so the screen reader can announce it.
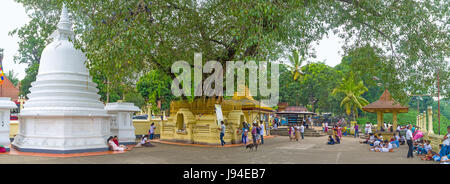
[0,136,433,164]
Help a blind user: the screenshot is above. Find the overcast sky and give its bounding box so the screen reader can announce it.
[0,0,344,80]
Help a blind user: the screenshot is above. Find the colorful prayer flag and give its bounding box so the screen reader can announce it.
[0,64,4,85]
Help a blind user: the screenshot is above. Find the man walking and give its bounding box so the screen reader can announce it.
[406,125,414,158]
[218,121,226,146]
[300,123,305,140]
[354,123,359,138]
[259,121,265,144]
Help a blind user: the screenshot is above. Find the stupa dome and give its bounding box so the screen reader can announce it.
[20,4,107,116]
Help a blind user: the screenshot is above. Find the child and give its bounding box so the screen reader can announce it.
[379,140,393,152]
[424,140,432,153]
[440,155,449,164]
[420,150,433,161]
[334,134,341,144]
[377,134,383,142]
[433,144,443,162]
[327,135,335,145]
[400,135,406,145]
[390,137,399,149]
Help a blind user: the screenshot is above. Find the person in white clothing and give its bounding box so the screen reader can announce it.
[300,124,305,140]
[259,121,265,144]
[406,125,414,158]
[107,136,129,151]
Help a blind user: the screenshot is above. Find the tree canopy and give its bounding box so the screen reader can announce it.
[10,0,449,103]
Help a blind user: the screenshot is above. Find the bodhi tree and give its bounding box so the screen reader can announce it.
[11,0,449,103]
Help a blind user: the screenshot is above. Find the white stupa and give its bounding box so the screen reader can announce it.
[12,5,111,153]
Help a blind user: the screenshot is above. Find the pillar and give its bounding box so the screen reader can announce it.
[377,111,383,131]
[393,111,398,132]
[0,98,17,152]
[416,114,420,125]
[428,106,433,134]
[105,102,140,145]
[422,111,427,132]
[420,112,426,132]
[418,113,422,129]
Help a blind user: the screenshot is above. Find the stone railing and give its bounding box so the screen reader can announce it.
[423,133,444,152]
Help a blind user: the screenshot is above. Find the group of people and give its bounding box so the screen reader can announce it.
[288,123,305,141]
[360,133,399,152]
[414,126,450,164]
[107,123,158,151]
[218,120,268,147]
[327,125,343,145]
[237,120,267,146]
[107,136,131,151]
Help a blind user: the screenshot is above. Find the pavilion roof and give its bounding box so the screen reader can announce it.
[276,106,316,115]
[362,90,408,113]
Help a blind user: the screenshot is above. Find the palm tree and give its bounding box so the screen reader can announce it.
[332,72,369,121]
[287,50,305,81]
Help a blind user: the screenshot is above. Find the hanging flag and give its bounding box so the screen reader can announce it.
[0,63,5,85]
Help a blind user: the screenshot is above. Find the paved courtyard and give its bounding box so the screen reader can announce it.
[0,136,432,164]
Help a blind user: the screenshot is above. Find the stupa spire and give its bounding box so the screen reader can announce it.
[54,3,74,40]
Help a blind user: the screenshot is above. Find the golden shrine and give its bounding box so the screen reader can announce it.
[160,87,275,145]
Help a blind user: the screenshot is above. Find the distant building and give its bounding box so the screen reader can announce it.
[0,77,20,102]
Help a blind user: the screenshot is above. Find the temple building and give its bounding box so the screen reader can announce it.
[0,78,20,102]
[161,87,274,145]
[275,103,315,125]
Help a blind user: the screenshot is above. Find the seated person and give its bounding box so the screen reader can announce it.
[377,134,383,141]
[399,135,406,145]
[334,135,341,144]
[113,136,120,146]
[390,137,399,149]
[440,155,449,164]
[136,135,154,147]
[424,140,432,153]
[107,136,129,151]
[439,143,450,158]
[327,135,335,145]
[374,141,391,152]
[373,139,381,147]
[385,140,395,152]
[420,150,433,161]
[433,144,443,162]
[360,133,374,144]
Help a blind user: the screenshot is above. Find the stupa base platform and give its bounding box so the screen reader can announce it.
[11,145,108,154]
[0,145,134,157]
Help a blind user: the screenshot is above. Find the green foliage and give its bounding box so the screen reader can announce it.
[298,62,342,113]
[11,0,448,100]
[5,70,19,86]
[332,72,369,120]
[137,70,174,111]
[286,50,305,81]
[19,63,39,97]
[124,89,146,108]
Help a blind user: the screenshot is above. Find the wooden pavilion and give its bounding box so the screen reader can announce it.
[362,90,408,131]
